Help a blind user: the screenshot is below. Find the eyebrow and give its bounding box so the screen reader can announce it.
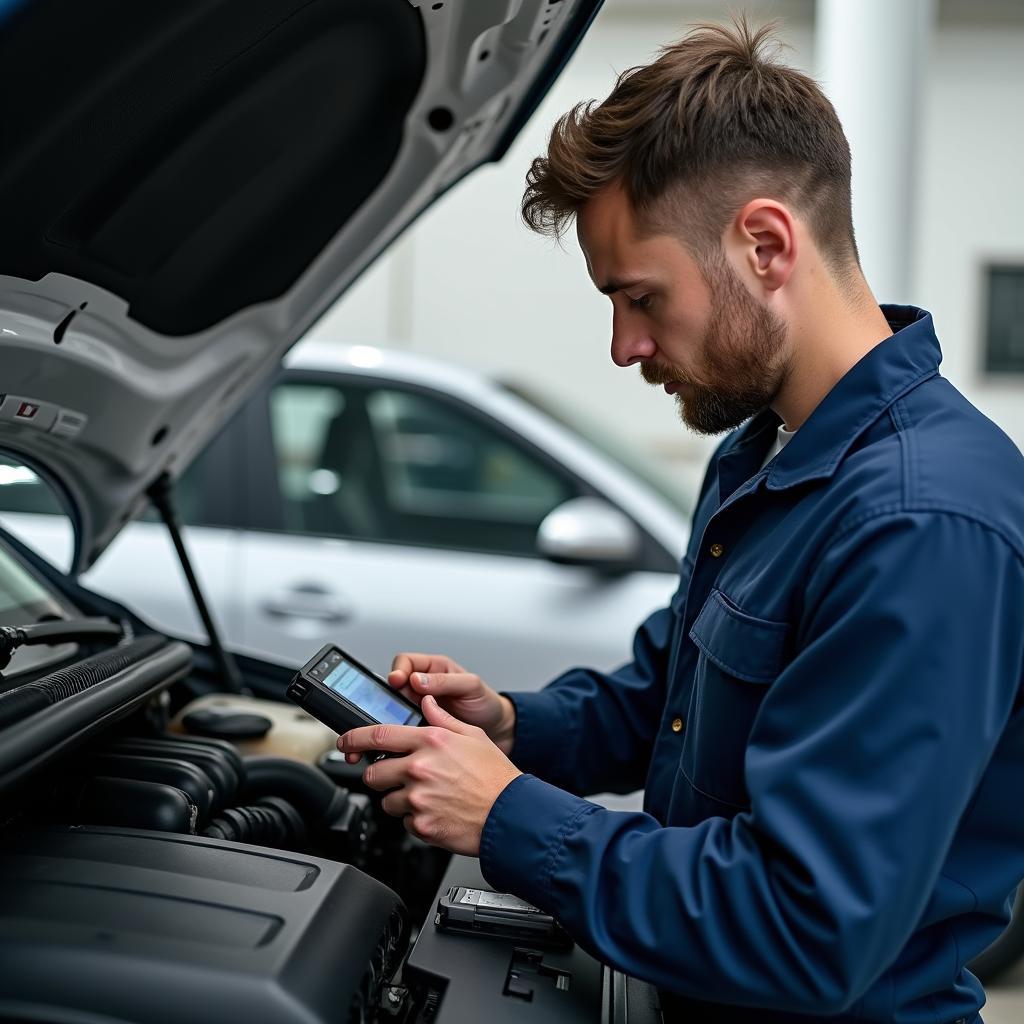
[597,278,649,296]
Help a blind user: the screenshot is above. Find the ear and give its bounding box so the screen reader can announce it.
[727,199,796,294]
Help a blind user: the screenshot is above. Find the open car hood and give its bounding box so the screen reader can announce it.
[0,0,601,574]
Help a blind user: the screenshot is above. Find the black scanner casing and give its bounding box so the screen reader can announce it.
[286,642,422,739]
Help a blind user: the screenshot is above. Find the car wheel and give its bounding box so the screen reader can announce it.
[969,882,1024,984]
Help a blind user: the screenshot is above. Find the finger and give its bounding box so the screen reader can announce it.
[338,723,427,755]
[362,756,408,793]
[394,651,467,675]
[390,652,441,679]
[345,751,362,764]
[389,654,415,685]
[421,694,476,735]
[409,671,481,698]
[385,670,421,704]
[389,653,440,691]
[402,813,425,842]
[381,790,413,818]
[428,653,463,674]
[386,668,409,689]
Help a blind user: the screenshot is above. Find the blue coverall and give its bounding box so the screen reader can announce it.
[480,306,1024,1023]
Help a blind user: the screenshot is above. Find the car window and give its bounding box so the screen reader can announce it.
[137,441,226,527]
[268,379,578,556]
[500,380,697,516]
[0,544,63,619]
[271,383,348,526]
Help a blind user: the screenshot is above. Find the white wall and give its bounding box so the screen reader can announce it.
[306,0,1023,500]
[914,20,1024,447]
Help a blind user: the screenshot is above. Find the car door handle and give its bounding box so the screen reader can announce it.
[260,583,352,623]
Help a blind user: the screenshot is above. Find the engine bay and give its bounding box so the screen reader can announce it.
[0,631,447,1024]
[0,627,660,1023]
[0,499,666,1024]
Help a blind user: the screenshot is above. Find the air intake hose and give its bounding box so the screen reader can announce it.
[202,796,305,848]
[239,756,341,822]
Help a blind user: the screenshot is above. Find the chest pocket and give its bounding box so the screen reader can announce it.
[680,589,790,809]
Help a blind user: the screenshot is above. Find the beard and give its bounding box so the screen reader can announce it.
[640,252,788,435]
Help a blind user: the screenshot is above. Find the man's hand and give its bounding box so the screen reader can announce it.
[337,695,523,856]
[344,652,516,758]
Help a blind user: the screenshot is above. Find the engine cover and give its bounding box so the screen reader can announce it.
[0,825,406,1023]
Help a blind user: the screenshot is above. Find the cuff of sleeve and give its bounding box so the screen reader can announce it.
[479,772,599,909]
[500,689,572,782]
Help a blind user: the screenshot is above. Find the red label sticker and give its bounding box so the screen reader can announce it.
[16,402,39,419]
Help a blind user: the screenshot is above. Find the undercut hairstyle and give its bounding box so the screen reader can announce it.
[522,16,859,277]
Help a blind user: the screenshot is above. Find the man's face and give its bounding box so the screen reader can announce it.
[577,183,789,435]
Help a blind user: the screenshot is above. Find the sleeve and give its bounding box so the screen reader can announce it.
[500,570,681,796]
[480,512,1024,1014]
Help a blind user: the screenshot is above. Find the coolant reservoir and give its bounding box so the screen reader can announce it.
[170,692,337,764]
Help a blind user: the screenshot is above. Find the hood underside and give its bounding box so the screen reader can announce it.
[0,0,601,573]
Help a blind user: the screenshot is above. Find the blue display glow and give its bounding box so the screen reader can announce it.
[322,660,420,726]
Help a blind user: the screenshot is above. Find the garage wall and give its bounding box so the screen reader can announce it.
[913,18,1024,450]
[307,0,1024,500]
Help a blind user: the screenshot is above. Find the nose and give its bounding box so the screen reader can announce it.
[610,308,657,368]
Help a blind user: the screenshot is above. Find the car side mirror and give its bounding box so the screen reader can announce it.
[536,497,641,570]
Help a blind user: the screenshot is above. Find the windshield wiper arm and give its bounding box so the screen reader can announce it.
[0,618,123,670]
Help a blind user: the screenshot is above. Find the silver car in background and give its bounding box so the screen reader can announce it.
[0,342,691,691]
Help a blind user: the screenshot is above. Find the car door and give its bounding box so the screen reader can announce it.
[234,371,678,691]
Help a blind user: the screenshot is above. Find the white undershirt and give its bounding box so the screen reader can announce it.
[760,423,797,470]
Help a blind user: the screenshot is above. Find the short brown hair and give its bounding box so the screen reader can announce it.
[522,16,858,274]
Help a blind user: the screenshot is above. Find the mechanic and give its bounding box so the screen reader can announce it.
[338,18,1024,1023]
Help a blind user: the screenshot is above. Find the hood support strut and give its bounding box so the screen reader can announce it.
[147,474,246,694]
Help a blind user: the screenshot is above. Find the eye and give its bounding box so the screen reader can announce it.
[629,294,653,311]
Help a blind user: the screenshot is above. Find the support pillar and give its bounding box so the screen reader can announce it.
[814,0,935,302]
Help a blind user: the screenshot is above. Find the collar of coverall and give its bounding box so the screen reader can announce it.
[735,305,941,492]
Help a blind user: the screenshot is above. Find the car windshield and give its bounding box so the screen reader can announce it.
[500,381,696,516]
[0,542,65,625]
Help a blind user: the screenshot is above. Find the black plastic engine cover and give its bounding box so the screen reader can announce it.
[0,825,407,1023]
